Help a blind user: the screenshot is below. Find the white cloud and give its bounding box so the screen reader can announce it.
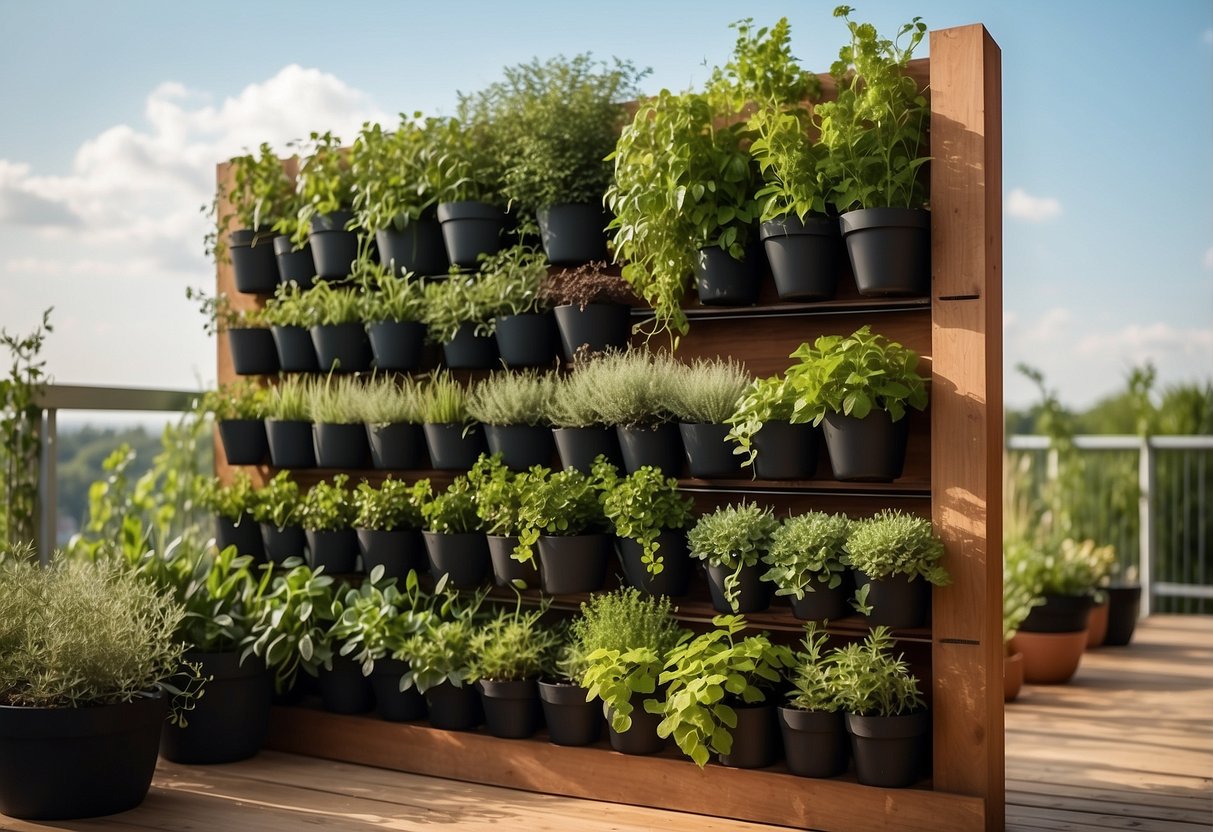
[1006,187,1062,222]
[1023,306,1072,342]
[1076,322,1213,358]
[1203,246,1213,270]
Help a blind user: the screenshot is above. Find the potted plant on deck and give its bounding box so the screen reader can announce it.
[1002,553,1043,703]
[242,562,336,700]
[763,512,853,621]
[540,261,638,361]
[470,599,559,739]
[688,502,778,614]
[726,374,821,480]
[603,465,695,597]
[400,589,489,731]
[845,509,949,628]
[779,622,849,778]
[538,635,602,747]
[665,357,751,478]
[466,370,556,471]
[353,478,431,580]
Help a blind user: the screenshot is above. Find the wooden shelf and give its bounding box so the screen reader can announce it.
[632,296,931,321]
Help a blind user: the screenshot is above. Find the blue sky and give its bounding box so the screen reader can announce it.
[0,0,1210,408]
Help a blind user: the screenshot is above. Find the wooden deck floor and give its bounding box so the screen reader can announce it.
[2,615,1209,832]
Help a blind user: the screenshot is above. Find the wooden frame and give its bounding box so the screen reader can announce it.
[215,24,1002,832]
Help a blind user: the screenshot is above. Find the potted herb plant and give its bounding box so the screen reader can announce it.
[422,275,500,369]
[779,623,849,778]
[1104,566,1143,647]
[352,375,428,470]
[470,600,559,739]
[262,282,320,372]
[298,475,359,574]
[316,580,395,715]
[540,261,637,361]
[197,471,264,562]
[666,357,750,478]
[846,509,948,628]
[306,280,373,373]
[514,464,614,595]
[478,245,558,367]
[763,512,853,621]
[726,374,820,480]
[222,144,297,294]
[538,635,602,747]
[264,376,316,469]
[419,372,488,470]
[434,113,506,268]
[353,478,430,580]
[291,131,358,280]
[201,381,269,466]
[249,471,306,564]
[358,261,428,371]
[241,562,336,699]
[688,502,778,613]
[401,613,485,731]
[466,370,556,471]
[309,376,371,469]
[420,475,491,589]
[784,326,928,481]
[585,349,684,477]
[191,289,278,376]
[466,454,538,589]
[603,465,694,596]
[1002,550,1043,703]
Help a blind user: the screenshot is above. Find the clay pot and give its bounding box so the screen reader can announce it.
[1010,630,1088,684]
[1004,651,1023,703]
[1086,600,1109,649]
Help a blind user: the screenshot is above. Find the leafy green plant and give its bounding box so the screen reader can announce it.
[307,375,364,424]
[832,626,924,716]
[325,567,440,674]
[762,512,852,599]
[358,260,427,323]
[350,115,445,234]
[786,326,928,425]
[398,584,491,693]
[475,245,551,317]
[469,598,559,681]
[265,377,312,421]
[249,471,301,529]
[282,131,356,247]
[1,308,51,548]
[466,370,553,427]
[602,466,693,575]
[419,372,471,425]
[228,144,297,232]
[845,509,948,587]
[539,260,638,309]
[298,475,355,532]
[352,478,428,531]
[431,111,504,205]
[261,282,315,327]
[186,288,266,336]
[199,380,268,421]
[647,614,795,766]
[304,280,364,327]
[664,357,750,424]
[687,502,779,611]
[787,622,845,712]
[196,472,256,521]
[1002,544,1044,646]
[1004,536,1115,599]
[749,104,832,222]
[422,276,496,344]
[725,375,799,469]
[466,454,523,536]
[420,475,480,534]
[513,465,612,566]
[349,375,426,425]
[241,562,337,692]
[706,17,819,115]
[582,349,681,428]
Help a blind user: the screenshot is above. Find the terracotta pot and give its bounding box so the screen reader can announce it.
[1010,630,1088,684]
[1086,600,1109,649]
[1003,651,1023,703]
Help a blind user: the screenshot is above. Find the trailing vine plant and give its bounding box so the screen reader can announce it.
[0,308,53,551]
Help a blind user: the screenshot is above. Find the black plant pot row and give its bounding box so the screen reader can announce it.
[422,531,609,595]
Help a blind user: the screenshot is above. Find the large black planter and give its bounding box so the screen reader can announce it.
[260,523,307,565]
[313,422,370,469]
[309,211,358,280]
[425,681,482,731]
[230,230,279,294]
[760,216,840,301]
[228,328,279,375]
[617,533,692,597]
[161,652,272,765]
[779,707,848,778]
[538,681,601,747]
[695,246,759,306]
[273,235,316,289]
[705,561,771,614]
[719,703,779,769]
[485,424,555,471]
[846,709,930,788]
[494,312,558,368]
[311,323,372,373]
[840,208,930,297]
[423,423,488,470]
[617,424,683,477]
[1104,585,1143,646]
[305,528,359,574]
[215,514,265,561]
[822,410,910,482]
[553,303,630,361]
[265,419,316,469]
[854,571,931,629]
[679,423,743,479]
[0,696,167,821]
[790,572,854,621]
[357,527,427,580]
[487,534,539,589]
[218,419,268,466]
[537,203,608,265]
[537,534,610,594]
[553,426,624,473]
[318,656,375,714]
[478,678,543,739]
[367,320,427,371]
[376,221,449,277]
[368,422,427,470]
[271,325,320,373]
[437,201,505,268]
[752,420,820,480]
[422,531,491,589]
[371,659,428,722]
[1019,593,1095,634]
[442,323,499,369]
[607,695,664,755]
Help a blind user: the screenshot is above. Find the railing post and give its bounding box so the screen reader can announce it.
[37,407,57,566]
[1138,436,1154,618]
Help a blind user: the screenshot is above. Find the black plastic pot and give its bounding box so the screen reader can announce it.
[719,703,779,769]
[617,424,683,477]
[311,323,372,373]
[265,419,316,469]
[478,678,543,739]
[553,303,630,361]
[485,424,555,471]
[423,531,491,589]
[160,652,272,765]
[425,681,482,731]
[822,411,910,482]
[371,659,428,722]
[790,573,854,621]
[367,422,426,470]
[230,229,279,294]
[607,695,664,755]
[309,211,358,280]
[218,419,269,466]
[367,320,427,371]
[537,203,608,265]
[423,422,488,470]
[376,221,449,277]
[695,246,760,306]
[494,312,558,368]
[1019,593,1095,634]
[260,523,307,565]
[487,534,539,589]
[228,328,279,375]
[760,216,841,301]
[553,426,623,473]
[271,325,320,373]
[437,201,505,268]
[705,561,771,614]
[617,532,692,597]
[313,422,370,469]
[318,656,375,715]
[537,534,610,594]
[442,323,499,369]
[305,528,359,574]
[215,514,265,561]
[1103,585,1143,646]
[538,681,602,747]
[357,527,427,580]
[846,709,930,788]
[840,208,930,297]
[778,707,848,778]
[273,235,316,289]
[752,420,820,480]
[854,571,931,629]
[0,695,167,820]
[679,423,743,479]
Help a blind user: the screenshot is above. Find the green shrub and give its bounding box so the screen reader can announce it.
[545,362,612,428]
[422,276,496,344]
[466,370,553,427]
[469,601,559,682]
[582,349,680,428]
[304,281,364,327]
[725,375,799,470]
[196,471,256,521]
[762,512,851,599]
[350,115,445,234]
[475,245,550,318]
[199,381,268,421]
[358,262,427,323]
[298,475,355,532]
[420,476,480,534]
[1004,536,1115,599]
[281,131,355,247]
[249,471,301,529]
[513,465,613,566]
[688,502,779,611]
[832,626,924,717]
[845,509,948,584]
[664,357,750,424]
[602,465,693,576]
[241,562,337,693]
[466,455,523,537]
[352,478,429,531]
